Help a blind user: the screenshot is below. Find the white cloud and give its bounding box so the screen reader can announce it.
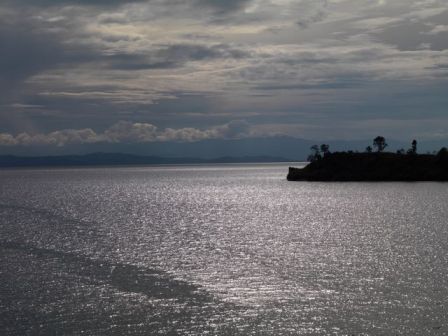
[0,120,252,147]
[0,133,18,146]
[425,24,448,34]
[104,121,158,142]
[6,129,101,147]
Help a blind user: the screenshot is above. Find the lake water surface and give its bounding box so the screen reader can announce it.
[1,164,447,335]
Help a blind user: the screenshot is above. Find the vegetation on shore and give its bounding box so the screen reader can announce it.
[288,138,448,181]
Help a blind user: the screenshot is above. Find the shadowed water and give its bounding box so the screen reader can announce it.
[1,241,242,335]
[1,164,447,335]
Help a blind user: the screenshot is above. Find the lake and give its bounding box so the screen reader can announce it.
[1,164,447,335]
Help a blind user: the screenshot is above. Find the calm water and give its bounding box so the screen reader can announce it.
[1,164,447,335]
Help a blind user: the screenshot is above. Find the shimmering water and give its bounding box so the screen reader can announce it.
[1,164,448,335]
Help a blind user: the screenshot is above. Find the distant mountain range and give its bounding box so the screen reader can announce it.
[0,136,446,164]
[0,137,315,159]
[0,153,294,168]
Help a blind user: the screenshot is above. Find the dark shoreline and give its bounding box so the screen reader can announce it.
[288,152,448,182]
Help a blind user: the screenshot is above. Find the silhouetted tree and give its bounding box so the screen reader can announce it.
[373,136,387,152]
[438,147,448,155]
[365,146,373,153]
[397,148,405,155]
[407,139,417,155]
[320,144,330,156]
[436,147,448,164]
[411,139,417,154]
[307,145,322,162]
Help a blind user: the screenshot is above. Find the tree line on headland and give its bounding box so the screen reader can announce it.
[307,136,447,162]
[288,136,448,181]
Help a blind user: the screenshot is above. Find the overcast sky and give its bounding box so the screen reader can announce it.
[1,0,448,148]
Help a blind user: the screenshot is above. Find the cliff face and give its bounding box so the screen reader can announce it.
[288,152,448,181]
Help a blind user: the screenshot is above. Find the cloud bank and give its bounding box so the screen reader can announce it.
[1,0,448,150]
[0,120,251,147]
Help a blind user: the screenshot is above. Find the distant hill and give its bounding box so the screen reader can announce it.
[0,153,293,168]
[0,136,446,160]
[0,137,315,159]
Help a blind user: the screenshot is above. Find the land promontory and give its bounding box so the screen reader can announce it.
[288,150,448,181]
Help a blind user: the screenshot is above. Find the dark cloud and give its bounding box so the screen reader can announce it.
[255,82,360,91]
[297,0,328,29]
[0,23,62,87]
[157,43,248,63]
[0,14,103,107]
[0,19,71,106]
[426,10,448,26]
[104,54,178,70]
[371,9,448,52]
[0,0,248,111]
[6,0,252,13]
[431,64,448,70]
[1,0,448,146]
[374,21,448,51]
[297,10,328,29]
[195,0,252,13]
[105,44,249,70]
[4,0,147,8]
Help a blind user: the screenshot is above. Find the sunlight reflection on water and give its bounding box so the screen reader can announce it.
[1,164,448,335]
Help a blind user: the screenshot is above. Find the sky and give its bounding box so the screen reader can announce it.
[1,0,448,152]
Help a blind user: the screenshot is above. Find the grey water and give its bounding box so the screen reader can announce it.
[1,164,447,335]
